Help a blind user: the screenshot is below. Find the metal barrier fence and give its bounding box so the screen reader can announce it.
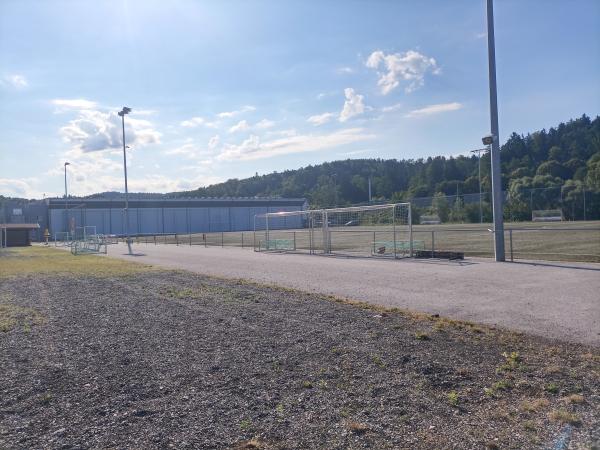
[118,225,600,263]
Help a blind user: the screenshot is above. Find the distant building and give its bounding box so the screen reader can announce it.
[45,197,307,237]
[0,223,40,247]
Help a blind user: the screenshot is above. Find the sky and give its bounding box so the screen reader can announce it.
[1,0,599,199]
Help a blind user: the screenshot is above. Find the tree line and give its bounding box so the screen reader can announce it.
[175,114,600,222]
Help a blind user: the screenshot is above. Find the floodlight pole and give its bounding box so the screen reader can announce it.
[486,0,505,261]
[119,107,133,255]
[64,162,70,233]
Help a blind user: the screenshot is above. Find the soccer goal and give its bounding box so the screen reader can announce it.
[73,226,97,241]
[532,209,563,222]
[54,231,71,246]
[254,203,414,258]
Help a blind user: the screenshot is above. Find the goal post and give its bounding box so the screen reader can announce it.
[532,209,563,222]
[254,203,413,258]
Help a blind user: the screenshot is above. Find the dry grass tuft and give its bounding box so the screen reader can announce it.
[346,420,370,434]
[520,398,550,412]
[0,303,45,332]
[549,409,581,425]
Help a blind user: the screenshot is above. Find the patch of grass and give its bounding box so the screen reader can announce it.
[239,419,252,431]
[545,383,559,394]
[563,394,584,404]
[371,354,385,368]
[415,331,430,341]
[275,403,284,414]
[0,303,45,332]
[302,380,313,389]
[40,392,52,405]
[233,438,265,449]
[346,420,370,434]
[520,398,550,413]
[317,379,328,390]
[549,409,581,425]
[0,247,153,278]
[447,391,459,406]
[522,420,537,432]
[497,351,521,372]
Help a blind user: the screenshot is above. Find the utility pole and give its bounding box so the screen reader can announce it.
[64,162,70,234]
[118,107,133,255]
[485,0,505,261]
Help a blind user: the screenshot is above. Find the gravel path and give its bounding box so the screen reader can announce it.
[105,243,600,346]
[1,267,599,449]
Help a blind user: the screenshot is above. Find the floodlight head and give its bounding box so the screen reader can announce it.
[482,134,496,146]
[118,106,132,116]
[64,162,70,166]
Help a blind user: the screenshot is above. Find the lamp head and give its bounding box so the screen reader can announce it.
[482,134,496,146]
[118,107,132,117]
[64,162,70,166]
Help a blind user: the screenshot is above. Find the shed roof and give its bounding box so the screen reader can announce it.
[0,223,40,230]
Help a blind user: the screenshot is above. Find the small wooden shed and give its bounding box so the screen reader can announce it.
[0,223,40,247]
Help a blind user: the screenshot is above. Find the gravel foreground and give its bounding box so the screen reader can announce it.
[1,268,599,449]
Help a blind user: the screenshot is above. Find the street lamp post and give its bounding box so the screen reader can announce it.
[485,0,505,261]
[118,106,133,255]
[64,162,70,234]
[470,148,487,223]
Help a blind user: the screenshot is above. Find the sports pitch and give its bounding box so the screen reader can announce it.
[135,220,600,263]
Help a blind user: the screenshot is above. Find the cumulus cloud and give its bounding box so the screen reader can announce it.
[0,178,42,198]
[51,98,97,110]
[307,112,335,126]
[366,50,440,94]
[229,120,250,133]
[217,105,256,119]
[217,128,374,161]
[255,119,275,129]
[404,102,463,118]
[1,74,28,89]
[336,67,354,74]
[180,117,205,127]
[59,110,161,153]
[339,88,365,122]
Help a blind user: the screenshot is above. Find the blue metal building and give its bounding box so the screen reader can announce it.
[47,197,307,236]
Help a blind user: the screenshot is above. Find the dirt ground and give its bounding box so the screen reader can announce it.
[0,247,598,449]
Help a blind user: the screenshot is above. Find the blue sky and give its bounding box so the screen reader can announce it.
[1,0,598,198]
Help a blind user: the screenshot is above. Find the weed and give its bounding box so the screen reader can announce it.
[563,394,584,404]
[317,379,328,390]
[497,351,521,372]
[522,420,537,431]
[415,331,430,341]
[521,398,550,412]
[233,438,264,449]
[40,392,52,405]
[0,304,45,333]
[302,380,313,389]
[447,391,459,406]
[275,403,284,414]
[239,419,252,431]
[549,409,581,425]
[346,420,370,434]
[372,354,385,368]
[545,383,559,394]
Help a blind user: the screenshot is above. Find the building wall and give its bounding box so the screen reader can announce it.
[47,200,306,236]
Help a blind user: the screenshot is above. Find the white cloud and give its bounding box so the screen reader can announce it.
[475,32,487,39]
[59,109,161,153]
[339,88,365,122]
[1,74,28,89]
[217,105,256,119]
[366,49,440,94]
[255,119,275,129]
[217,127,374,161]
[229,120,250,133]
[381,103,402,113]
[0,178,43,198]
[52,98,97,110]
[208,135,220,149]
[337,66,354,74]
[180,117,205,127]
[404,102,463,118]
[307,112,335,126]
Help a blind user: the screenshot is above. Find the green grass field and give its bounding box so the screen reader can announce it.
[132,220,600,263]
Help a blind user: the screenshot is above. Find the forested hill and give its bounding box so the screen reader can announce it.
[175,115,600,214]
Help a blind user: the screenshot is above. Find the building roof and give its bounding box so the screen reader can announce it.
[47,197,307,209]
[0,223,40,229]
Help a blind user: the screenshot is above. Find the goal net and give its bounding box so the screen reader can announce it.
[532,209,563,222]
[254,203,413,258]
[73,226,97,241]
